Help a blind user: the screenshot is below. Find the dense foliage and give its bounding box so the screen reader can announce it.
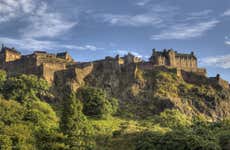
[77,87,118,118]
[60,86,95,149]
[0,70,230,150]
[2,74,49,102]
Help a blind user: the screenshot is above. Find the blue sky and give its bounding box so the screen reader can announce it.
[0,0,230,80]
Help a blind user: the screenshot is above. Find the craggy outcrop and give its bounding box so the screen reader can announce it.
[1,45,230,120]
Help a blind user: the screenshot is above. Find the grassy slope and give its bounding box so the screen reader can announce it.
[90,117,170,150]
[85,68,230,149]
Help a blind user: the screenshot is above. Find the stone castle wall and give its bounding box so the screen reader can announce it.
[4,50,21,62]
[0,46,227,89]
[151,49,197,69]
[42,62,66,83]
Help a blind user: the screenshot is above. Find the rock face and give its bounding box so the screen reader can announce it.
[1,45,230,120]
[54,60,230,121]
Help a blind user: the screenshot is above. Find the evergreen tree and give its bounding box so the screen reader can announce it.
[60,86,95,150]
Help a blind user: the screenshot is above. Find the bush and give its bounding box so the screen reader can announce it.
[2,74,49,102]
[77,87,118,118]
[135,130,221,150]
[154,109,192,129]
[35,128,67,150]
[23,100,59,129]
[60,86,95,149]
[218,131,230,150]
[0,99,24,125]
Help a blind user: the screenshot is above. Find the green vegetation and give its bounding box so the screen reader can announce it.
[0,69,230,150]
[60,86,95,149]
[77,87,118,118]
[2,74,49,102]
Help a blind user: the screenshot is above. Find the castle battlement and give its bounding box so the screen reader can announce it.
[1,45,227,87]
[150,49,198,69]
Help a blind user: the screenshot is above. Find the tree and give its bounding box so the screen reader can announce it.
[135,130,221,150]
[2,74,49,103]
[77,87,118,118]
[0,70,6,92]
[60,86,95,150]
[154,109,192,129]
[35,128,67,150]
[23,100,59,129]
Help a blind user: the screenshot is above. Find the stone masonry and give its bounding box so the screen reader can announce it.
[0,45,228,88]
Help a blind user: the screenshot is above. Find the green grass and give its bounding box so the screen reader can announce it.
[89,117,170,150]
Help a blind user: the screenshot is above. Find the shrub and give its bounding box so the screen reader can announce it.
[23,100,59,129]
[154,109,192,129]
[60,86,95,149]
[135,130,221,150]
[77,87,118,118]
[2,74,49,102]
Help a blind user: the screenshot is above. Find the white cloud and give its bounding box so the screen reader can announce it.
[0,0,35,22]
[202,55,230,69]
[222,9,230,16]
[0,0,76,38]
[116,50,142,58]
[189,10,212,17]
[135,0,151,6]
[151,20,219,40]
[21,2,76,38]
[98,4,178,27]
[101,14,162,27]
[185,10,213,21]
[0,37,102,51]
[225,40,230,45]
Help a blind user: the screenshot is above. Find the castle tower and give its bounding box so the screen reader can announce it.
[0,45,21,64]
[56,52,74,62]
[167,49,176,67]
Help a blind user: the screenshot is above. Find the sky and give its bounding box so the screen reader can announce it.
[0,0,230,80]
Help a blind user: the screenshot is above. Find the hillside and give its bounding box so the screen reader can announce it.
[1,49,230,149]
[54,62,230,121]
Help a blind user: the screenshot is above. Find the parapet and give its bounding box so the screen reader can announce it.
[210,74,229,89]
[56,52,74,62]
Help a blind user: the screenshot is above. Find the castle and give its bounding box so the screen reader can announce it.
[149,49,207,76]
[0,45,228,89]
[0,45,74,83]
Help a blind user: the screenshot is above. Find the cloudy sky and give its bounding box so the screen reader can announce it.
[1,0,230,80]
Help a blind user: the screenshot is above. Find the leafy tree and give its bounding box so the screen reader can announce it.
[135,130,221,150]
[218,131,230,150]
[0,99,24,125]
[35,128,67,150]
[2,74,49,102]
[77,87,118,118]
[0,135,12,150]
[0,70,6,92]
[0,123,36,150]
[154,109,192,129]
[23,100,59,129]
[60,86,95,150]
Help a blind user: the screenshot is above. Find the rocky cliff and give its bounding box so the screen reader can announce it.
[53,61,230,121]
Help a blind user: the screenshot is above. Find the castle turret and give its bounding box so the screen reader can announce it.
[168,49,176,67]
[0,45,21,64]
[56,52,74,62]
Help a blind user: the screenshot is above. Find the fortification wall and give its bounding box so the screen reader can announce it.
[209,77,230,89]
[151,50,198,70]
[175,56,197,69]
[2,55,41,76]
[42,62,66,83]
[138,62,154,70]
[4,50,21,62]
[218,78,229,89]
[53,63,94,91]
[35,53,67,65]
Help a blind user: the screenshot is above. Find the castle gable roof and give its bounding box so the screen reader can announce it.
[1,46,21,54]
[57,52,68,57]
